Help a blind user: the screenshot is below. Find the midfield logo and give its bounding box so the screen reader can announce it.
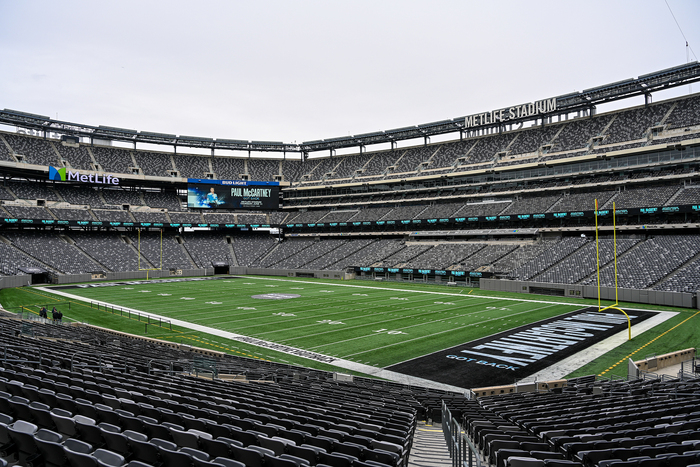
[49,166,120,185]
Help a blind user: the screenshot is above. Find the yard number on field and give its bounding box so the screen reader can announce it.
[373,329,408,335]
[317,320,345,325]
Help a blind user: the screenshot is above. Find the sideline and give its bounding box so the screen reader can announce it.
[35,286,470,393]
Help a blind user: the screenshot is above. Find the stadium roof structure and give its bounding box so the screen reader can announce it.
[1,62,699,155]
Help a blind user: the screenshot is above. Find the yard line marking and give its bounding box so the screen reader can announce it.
[276,300,554,343]
[246,295,514,335]
[311,302,565,352]
[339,303,564,359]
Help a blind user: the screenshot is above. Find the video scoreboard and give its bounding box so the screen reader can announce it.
[187,179,280,210]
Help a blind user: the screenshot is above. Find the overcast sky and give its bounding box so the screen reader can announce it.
[1,0,699,149]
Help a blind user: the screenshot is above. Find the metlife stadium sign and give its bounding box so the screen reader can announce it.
[187,178,280,210]
[464,98,557,128]
[49,166,120,185]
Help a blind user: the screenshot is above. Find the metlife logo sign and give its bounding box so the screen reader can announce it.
[49,166,120,185]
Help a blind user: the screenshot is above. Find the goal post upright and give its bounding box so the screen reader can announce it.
[595,199,601,311]
[137,228,163,281]
[595,200,631,340]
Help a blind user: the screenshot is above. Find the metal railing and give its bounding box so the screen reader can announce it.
[90,302,172,331]
[442,401,481,467]
[70,351,127,373]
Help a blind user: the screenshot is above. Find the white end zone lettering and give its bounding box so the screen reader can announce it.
[446,355,518,370]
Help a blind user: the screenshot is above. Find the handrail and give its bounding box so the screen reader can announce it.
[70,351,126,373]
[0,343,42,366]
[442,400,481,467]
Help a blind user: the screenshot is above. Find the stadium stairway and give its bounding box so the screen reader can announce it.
[408,422,452,467]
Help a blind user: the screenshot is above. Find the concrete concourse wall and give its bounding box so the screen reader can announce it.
[480,278,695,309]
[229,267,348,280]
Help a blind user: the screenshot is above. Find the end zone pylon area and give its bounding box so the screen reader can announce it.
[595,199,632,340]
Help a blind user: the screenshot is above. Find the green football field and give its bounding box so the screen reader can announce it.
[45,276,584,368]
[2,275,698,381]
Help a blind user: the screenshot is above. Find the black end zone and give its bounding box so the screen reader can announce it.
[386,306,656,389]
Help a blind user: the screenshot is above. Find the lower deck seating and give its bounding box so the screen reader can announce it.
[461,377,700,467]
[0,315,468,466]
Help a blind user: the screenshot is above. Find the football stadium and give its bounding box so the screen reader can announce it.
[2,3,700,467]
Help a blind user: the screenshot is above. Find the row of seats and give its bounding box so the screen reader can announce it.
[462,376,700,467]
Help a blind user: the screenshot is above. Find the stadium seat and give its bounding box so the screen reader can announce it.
[34,429,70,467]
[229,445,266,467]
[180,446,210,461]
[64,443,100,467]
[158,445,194,466]
[128,437,161,465]
[212,458,245,467]
[287,444,322,464]
[8,420,40,464]
[199,437,232,458]
[264,456,300,467]
[93,448,126,467]
[279,453,311,466]
[508,458,546,467]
